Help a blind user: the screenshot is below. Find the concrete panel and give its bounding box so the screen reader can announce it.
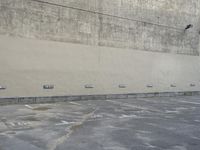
[0,35,200,97]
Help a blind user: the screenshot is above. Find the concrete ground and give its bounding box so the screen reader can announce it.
[0,96,200,150]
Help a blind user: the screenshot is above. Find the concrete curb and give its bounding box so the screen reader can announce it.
[0,91,200,105]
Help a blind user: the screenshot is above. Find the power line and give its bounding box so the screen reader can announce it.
[31,0,184,31]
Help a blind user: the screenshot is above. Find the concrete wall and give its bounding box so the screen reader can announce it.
[0,0,200,55]
[1,35,200,97]
[0,0,200,97]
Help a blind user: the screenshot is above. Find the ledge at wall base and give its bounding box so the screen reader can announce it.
[0,91,200,106]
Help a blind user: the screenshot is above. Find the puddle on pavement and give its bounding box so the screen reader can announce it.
[21,116,40,122]
[33,107,51,111]
[6,131,16,135]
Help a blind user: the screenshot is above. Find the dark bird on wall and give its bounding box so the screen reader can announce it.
[184,24,193,31]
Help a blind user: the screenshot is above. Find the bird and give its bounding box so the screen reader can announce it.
[185,24,193,31]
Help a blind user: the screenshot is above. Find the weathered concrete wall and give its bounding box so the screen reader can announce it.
[0,0,200,55]
[1,0,200,98]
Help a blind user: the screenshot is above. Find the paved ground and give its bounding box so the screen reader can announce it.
[0,96,200,150]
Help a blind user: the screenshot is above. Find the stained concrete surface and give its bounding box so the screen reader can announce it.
[0,0,200,55]
[0,96,200,150]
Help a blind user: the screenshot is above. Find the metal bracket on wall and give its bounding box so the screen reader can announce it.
[85,84,94,89]
[170,84,176,88]
[0,86,6,90]
[190,84,196,87]
[119,84,127,88]
[147,85,153,88]
[43,85,54,89]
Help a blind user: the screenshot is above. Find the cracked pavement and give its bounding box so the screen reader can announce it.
[0,96,200,150]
